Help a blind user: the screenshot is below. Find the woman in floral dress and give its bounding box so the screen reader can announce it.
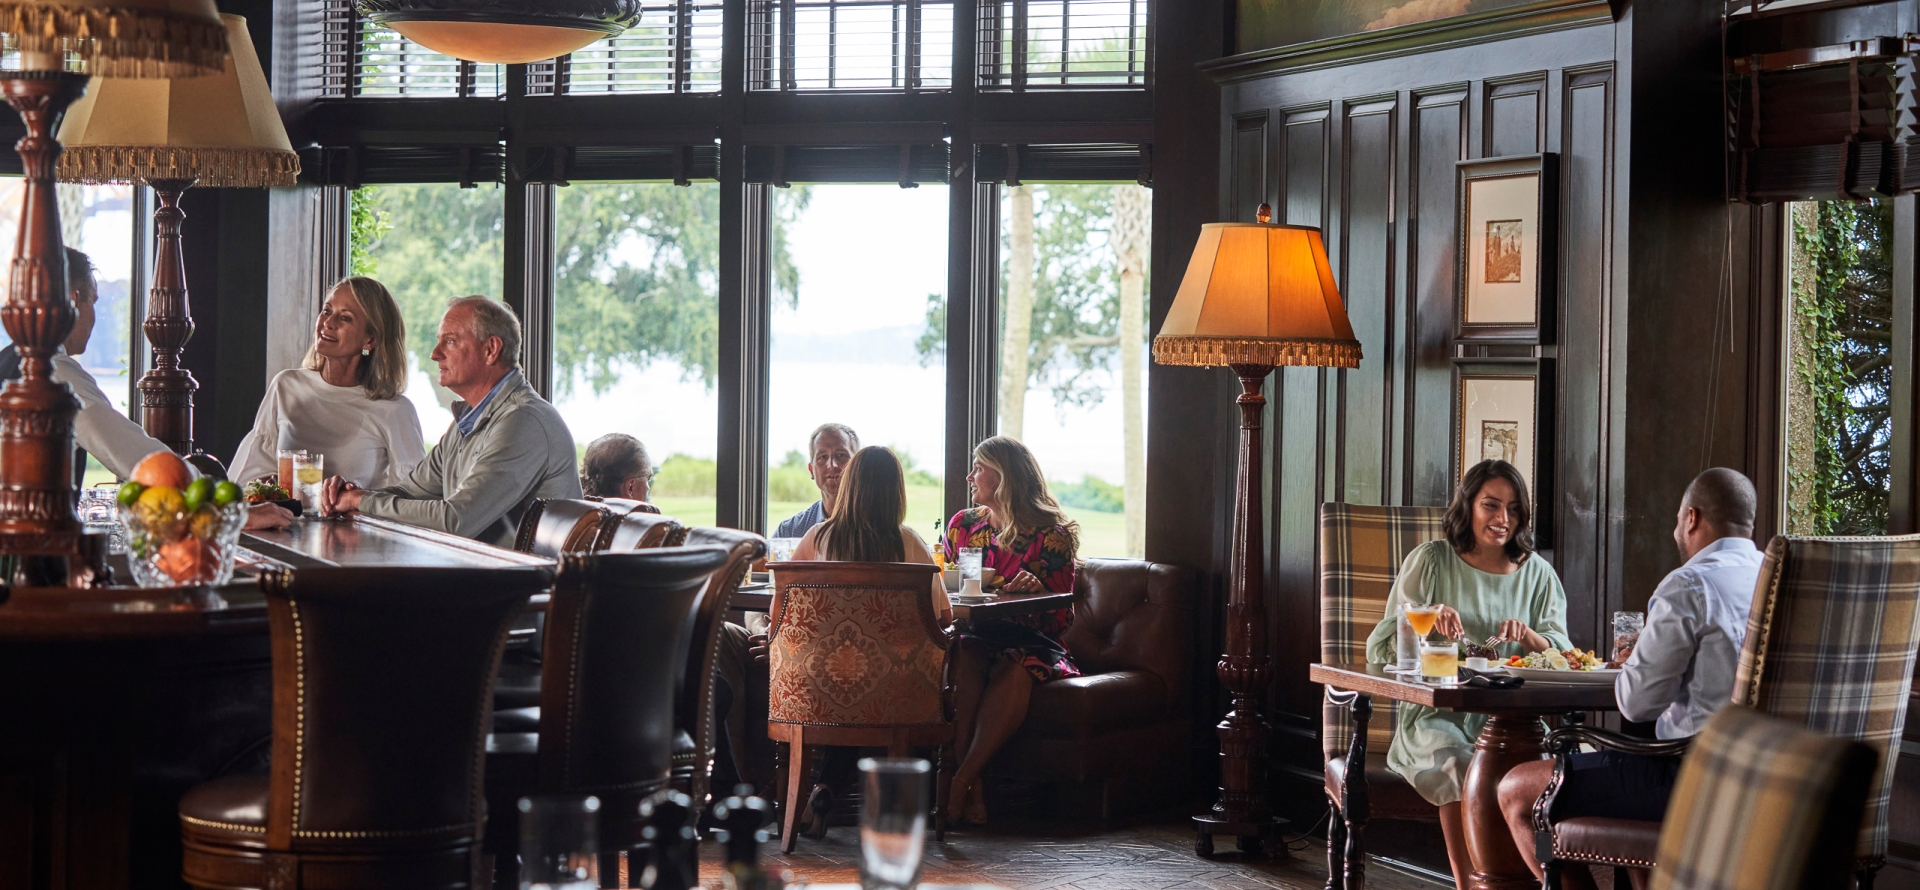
[941,435,1080,824]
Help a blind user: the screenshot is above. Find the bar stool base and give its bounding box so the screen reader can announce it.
[1192,813,1288,860]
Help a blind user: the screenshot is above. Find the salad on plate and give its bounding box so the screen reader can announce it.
[1504,648,1606,671]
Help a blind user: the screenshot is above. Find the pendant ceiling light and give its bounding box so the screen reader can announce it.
[355,0,643,65]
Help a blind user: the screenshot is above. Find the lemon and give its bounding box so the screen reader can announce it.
[135,486,186,537]
[188,506,221,539]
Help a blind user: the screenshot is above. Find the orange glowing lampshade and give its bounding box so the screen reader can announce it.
[1152,204,1362,370]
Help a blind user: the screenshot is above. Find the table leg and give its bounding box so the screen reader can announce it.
[1463,713,1547,890]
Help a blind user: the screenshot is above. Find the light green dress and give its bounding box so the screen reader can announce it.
[1364,539,1572,806]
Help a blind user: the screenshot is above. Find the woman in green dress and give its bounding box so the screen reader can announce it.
[1366,459,1571,889]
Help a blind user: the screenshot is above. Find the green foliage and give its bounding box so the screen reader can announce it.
[768,459,816,502]
[653,453,717,498]
[1791,200,1892,535]
[352,181,809,395]
[918,184,1149,409]
[349,187,389,278]
[1053,474,1123,513]
[893,447,940,487]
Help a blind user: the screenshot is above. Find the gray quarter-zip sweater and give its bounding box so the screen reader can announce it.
[360,370,580,548]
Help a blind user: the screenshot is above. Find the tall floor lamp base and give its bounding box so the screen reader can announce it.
[1193,813,1288,860]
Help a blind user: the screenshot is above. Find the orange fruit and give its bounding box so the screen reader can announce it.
[130,450,195,490]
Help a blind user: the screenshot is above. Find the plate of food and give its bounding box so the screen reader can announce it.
[1501,649,1621,686]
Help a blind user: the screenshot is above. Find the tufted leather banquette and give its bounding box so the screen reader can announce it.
[987,558,1196,818]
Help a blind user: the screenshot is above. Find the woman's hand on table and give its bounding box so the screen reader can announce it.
[1491,619,1552,653]
[1001,570,1045,594]
[244,503,293,531]
[1433,605,1465,639]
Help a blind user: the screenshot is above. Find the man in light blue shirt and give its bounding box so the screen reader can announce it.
[1497,468,1763,886]
[772,423,858,538]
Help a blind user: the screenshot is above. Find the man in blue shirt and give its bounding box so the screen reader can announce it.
[1497,468,1763,887]
[773,423,859,538]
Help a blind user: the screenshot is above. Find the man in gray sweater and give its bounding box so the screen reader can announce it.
[322,295,579,547]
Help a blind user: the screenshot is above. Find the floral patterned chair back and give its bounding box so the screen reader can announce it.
[765,560,949,727]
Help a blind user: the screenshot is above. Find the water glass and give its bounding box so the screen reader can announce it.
[1612,610,1646,663]
[858,757,929,890]
[956,547,984,581]
[767,536,802,563]
[80,485,126,554]
[1419,640,1459,686]
[1393,609,1419,672]
[518,795,599,890]
[292,452,325,512]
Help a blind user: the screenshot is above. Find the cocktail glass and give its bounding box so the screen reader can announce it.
[1404,602,1443,638]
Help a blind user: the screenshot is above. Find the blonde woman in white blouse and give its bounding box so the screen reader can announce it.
[232,277,426,489]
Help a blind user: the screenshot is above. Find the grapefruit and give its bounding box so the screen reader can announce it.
[130,450,195,490]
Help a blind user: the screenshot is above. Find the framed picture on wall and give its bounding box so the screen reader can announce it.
[1453,359,1556,544]
[1455,154,1558,343]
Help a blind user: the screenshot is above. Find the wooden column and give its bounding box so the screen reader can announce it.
[0,72,89,557]
[1193,363,1286,857]
[139,178,200,454]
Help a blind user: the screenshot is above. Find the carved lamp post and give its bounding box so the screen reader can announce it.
[0,0,226,561]
[1154,204,1362,858]
[57,13,300,456]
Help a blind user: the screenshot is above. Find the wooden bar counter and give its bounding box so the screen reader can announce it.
[0,515,551,890]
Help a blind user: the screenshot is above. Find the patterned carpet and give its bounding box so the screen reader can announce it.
[694,818,1448,890]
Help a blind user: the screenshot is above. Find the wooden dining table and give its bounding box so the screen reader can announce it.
[1310,662,1620,890]
[0,514,552,890]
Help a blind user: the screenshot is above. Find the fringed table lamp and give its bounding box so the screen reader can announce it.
[57,13,300,456]
[1157,204,1362,858]
[0,0,225,563]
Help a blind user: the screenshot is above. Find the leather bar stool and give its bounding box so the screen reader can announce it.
[601,511,688,550]
[671,527,768,811]
[485,546,733,886]
[178,564,549,890]
[515,498,617,559]
[591,495,663,516]
[497,499,619,723]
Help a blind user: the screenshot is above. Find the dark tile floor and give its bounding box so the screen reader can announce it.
[695,819,1448,890]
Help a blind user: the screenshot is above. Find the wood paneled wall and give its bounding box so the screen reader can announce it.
[1217,23,1622,779]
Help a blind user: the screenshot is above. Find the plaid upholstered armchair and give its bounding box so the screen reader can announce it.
[1535,534,1920,889]
[1318,503,1447,889]
[1652,705,1876,890]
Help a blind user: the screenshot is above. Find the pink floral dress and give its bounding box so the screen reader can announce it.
[942,507,1080,681]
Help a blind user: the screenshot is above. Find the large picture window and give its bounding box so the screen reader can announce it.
[991,182,1149,557]
[351,183,507,445]
[767,184,949,536]
[551,181,723,525]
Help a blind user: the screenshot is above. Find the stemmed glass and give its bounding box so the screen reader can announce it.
[858,758,930,890]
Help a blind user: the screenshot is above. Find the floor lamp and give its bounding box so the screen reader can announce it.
[1155,204,1362,858]
[57,13,301,456]
[0,1,225,564]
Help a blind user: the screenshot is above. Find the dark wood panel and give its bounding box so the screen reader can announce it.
[1338,98,1397,506]
[1233,114,1268,223]
[1486,75,1547,158]
[1554,66,1614,649]
[1273,107,1331,722]
[1281,107,1330,228]
[1408,90,1468,508]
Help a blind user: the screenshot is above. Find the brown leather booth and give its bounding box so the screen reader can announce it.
[986,558,1195,818]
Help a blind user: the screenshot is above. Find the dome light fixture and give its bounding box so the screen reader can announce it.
[355,0,643,65]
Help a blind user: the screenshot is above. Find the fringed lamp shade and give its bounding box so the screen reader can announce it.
[56,14,299,187]
[0,0,226,77]
[1151,216,1363,370]
[356,0,642,65]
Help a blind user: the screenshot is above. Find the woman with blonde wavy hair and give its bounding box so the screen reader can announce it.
[232,277,426,489]
[940,435,1081,825]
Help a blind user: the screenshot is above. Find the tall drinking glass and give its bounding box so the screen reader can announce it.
[276,449,301,489]
[293,452,325,513]
[518,795,599,890]
[1612,610,1646,663]
[858,757,929,890]
[956,547,984,581]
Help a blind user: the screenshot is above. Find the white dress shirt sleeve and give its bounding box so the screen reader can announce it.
[230,372,286,484]
[1616,574,1701,723]
[52,354,164,480]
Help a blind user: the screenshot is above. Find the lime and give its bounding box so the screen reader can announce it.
[212,480,241,507]
[182,477,213,512]
[116,481,144,507]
